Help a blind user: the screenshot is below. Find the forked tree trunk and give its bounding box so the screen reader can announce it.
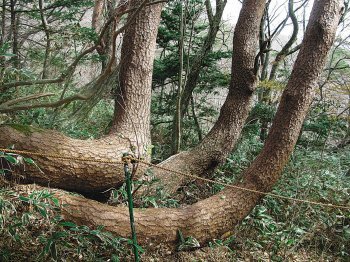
[0,0,341,215]
[18,0,343,246]
[0,0,264,195]
[60,0,341,245]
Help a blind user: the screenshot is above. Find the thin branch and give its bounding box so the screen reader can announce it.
[11,0,86,13]
[0,0,164,91]
[0,93,89,113]
[205,0,213,24]
[1,93,55,107]
[286,43,301,55]
[269,0,299,80]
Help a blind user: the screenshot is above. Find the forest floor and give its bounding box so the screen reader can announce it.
[0,182,347,262]
[143,246,342,262]
[1,140,349,261]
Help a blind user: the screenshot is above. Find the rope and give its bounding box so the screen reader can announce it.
[131,157,350,210]
[1,148,349,210]
[0,148,124,165]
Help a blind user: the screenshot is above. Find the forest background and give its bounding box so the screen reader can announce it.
[0,0,349,261]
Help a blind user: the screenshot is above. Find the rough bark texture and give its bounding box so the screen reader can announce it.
[2,0,341,247]
[110,0,164,152]
[0,124,132,193]
[245,0,341,191]
[0,0,340,215]
[0,0,264,195]
[150,0,266,193]
[52,0,340,246]
[0,0,165,193]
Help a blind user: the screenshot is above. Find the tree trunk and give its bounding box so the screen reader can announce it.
[0,0,165,193]
[0,0,340,210]
[110,0,164,151]
[10,0,19,68]
[39,0,51,79]
[171,0,185,154]
[150,0,266,193]
[0,125,134,193]
[51,0,341,246]
[0,0,6,79]
[0,0,264,195]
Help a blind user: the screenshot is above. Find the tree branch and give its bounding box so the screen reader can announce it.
[0,0,164,92]
[0,93,89,113]
[205,0,213,24]
[1,93,55,107]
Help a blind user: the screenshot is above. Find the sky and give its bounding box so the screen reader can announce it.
[222,0,314,24]
[220,0,316,47]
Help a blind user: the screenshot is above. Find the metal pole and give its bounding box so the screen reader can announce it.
[123,157,140,262]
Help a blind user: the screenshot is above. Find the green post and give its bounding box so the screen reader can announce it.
[123,155,140,262]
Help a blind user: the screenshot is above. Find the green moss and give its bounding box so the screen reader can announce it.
[6,124,43,136]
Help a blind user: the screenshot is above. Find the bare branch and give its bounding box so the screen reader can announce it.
[0,0,164,91]
[1,93,55,107]
[0,93,90,113]
[205,0,213,24]
[269,0,299,80]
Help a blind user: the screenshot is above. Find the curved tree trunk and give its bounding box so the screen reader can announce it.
[0,0,264,195]
[0,125,132,193]
[0,0,340,215]
[51,0,340,246]
[0,0,165,193]
[151,0,266,193]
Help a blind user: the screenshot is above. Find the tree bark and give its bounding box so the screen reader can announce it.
[0,0,165,193]
[150,0,266,193]
[53,0,341,246]
[10,0,19,68]
[0,0,264,195]
[171,0,185,154]
[110,0,164,151]
[0,124,134,193]
[1,0,264,195]
[0,0,340,208]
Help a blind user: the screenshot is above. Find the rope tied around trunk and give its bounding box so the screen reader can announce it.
[0,148,349,210]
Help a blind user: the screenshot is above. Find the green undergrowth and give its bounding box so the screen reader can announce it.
[0,151,132,261]
[1,144,349,261]
[208,135,350,261]
[0,187,132,261]
[106,133,350,260]
[1,115,349,261]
